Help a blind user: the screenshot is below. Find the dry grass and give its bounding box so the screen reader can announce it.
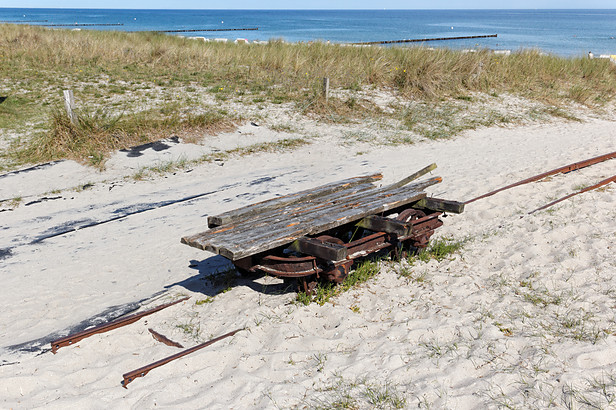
[3,25,615,101]
[10,107,234,168]
[3,24,615,103]
[1,24,616,168]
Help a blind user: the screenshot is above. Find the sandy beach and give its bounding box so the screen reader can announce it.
[0,114,614,408]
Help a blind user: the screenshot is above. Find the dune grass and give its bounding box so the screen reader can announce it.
[1,24,615,168]
[7,106,235,168]
[3,24,614,103]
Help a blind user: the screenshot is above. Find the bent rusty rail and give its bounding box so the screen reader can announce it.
[122,328,244,388]
[529,174,616,214]
[50,296,189,353]
[149,328,184,348]
[465,151,616,204]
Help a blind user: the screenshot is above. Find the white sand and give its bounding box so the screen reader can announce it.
[0,118,614,408]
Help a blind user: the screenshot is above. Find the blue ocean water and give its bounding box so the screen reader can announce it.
[1,8,615,57]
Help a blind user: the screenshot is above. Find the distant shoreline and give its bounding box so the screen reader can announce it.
[2,8,616,57]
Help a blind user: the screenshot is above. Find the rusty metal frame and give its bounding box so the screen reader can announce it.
[237,206,444,286]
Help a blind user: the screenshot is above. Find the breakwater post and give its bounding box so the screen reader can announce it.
[322,78,330,101]
[63,90,78,125]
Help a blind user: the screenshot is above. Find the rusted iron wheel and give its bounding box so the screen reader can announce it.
[396,208,426,223]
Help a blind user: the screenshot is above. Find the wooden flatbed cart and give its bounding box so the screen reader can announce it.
[181,165,464,292]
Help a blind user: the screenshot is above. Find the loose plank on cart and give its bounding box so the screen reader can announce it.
[182,172,441,261]
[207,173,383,228]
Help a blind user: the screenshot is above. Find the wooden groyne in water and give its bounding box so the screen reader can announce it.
[352,34,497,45]
[155,28,258,33]
[0,20,49,23]
[42,23,124,27]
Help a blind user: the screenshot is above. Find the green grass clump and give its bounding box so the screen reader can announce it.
[416,237,465,263]
[195,297,214,305]
[297,260,380,306]
[308,374,406,409]
[401,101,513,139]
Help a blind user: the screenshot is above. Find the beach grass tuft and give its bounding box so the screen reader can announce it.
[7,105,234,168]
[297,259,380,306]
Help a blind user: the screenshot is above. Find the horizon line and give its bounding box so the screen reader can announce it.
[2,7,616,11]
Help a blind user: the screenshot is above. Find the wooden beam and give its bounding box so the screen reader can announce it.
[289,237,348,261]
[356,215,412,236]
[413,197,465,214]
[389,163,437,189]
[322,77,330,101]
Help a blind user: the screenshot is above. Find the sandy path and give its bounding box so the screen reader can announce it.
[0,118,614,408]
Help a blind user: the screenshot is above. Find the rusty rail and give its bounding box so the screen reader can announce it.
[122,328,244,388]
[50,296,189,353]
[465,151,616,204]
[529,174,616,214]
[149,328,184,348]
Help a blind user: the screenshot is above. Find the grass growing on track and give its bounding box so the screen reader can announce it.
[296,260,381,306]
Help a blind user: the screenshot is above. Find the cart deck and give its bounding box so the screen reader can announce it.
[182,166,464,287]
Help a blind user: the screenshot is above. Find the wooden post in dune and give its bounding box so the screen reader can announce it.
[322,77,330,101]
[63,89,78,125]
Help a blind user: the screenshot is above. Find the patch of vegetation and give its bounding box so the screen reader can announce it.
[3,25,615,169]
[297,259,380,306]
[0,95,44,131]
[307,374,406,409]
[0,196,23,209]
[401,101,513,140]
[414,236,466,263]
[563,372,616,409]
[7,106,234,168]
[195,297,214,305]
[175,317,202,341]
[202,265,240,294]
[129,137,310,180]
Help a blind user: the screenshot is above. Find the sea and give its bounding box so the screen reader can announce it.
[1,8,615,58]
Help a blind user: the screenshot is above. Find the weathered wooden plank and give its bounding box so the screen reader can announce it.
[186,182,381,246]
[356,215,412,236]
[216,172,438,239]
[217,188,430,260]
[183,177,441,260]
[207,164,438,228]
[288,237,348,261]
[207,173,382,228]
[413,197,465,214]
[183,181,380,250]
[184,176,435,253]
[184,177,440,254]
[389,163,437,189]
